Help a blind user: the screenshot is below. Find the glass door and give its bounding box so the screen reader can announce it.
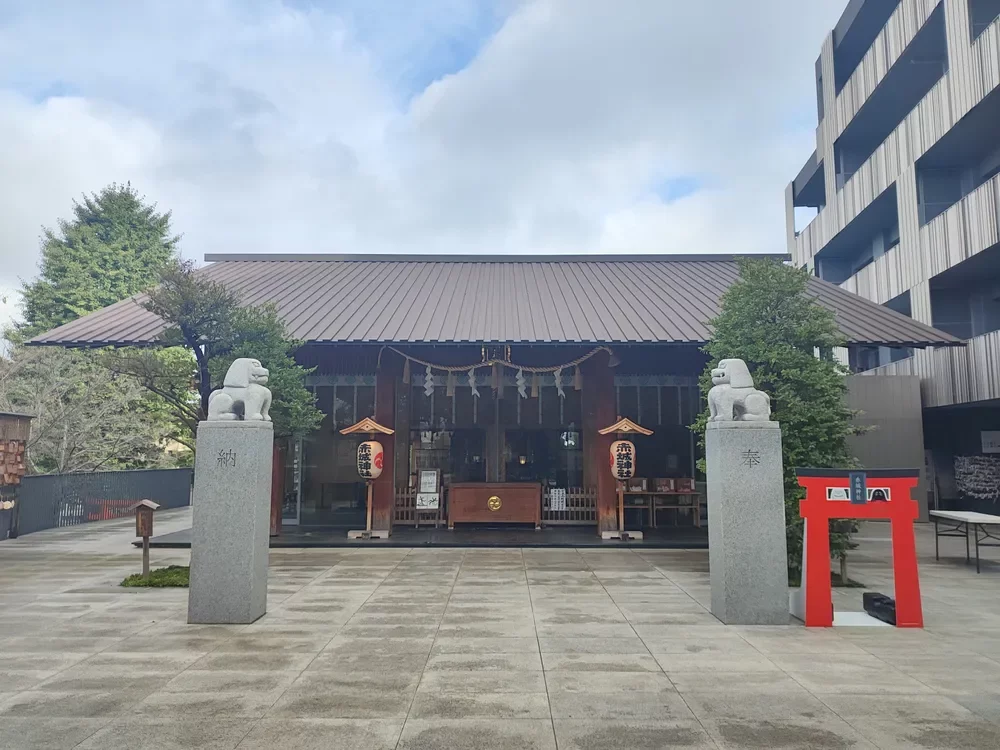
[281,438,302,526]
[300,432,366,527]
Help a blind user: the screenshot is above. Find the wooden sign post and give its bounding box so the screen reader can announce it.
[365,480,374,535]
[617,481,625,539]
[130,500,161,578]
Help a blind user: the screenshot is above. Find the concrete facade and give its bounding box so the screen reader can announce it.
[787,0,1000,408]
[787,0,1000,506]
[846,374,930,516]
[705,421,789,625]
[188,420,273,625]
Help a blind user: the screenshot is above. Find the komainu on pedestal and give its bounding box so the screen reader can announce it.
[708,358,771,422]
[188,356,274,625]
[705,357,789,625]
[207,358,273,422]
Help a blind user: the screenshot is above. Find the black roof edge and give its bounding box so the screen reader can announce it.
[795,468,920,478]
[204,253,792,264]
[27,338,959,349]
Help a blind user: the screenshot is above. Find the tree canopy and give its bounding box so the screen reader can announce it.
[8,183,320,470]
[0,347,172,473]
[105,260,323,443]
[4,183,183,472]
[15,183,179,340]
[692,257,859,572]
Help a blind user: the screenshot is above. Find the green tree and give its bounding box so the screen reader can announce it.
[4,183,184,472]
[0,347,171,473]
[100,346,201,451]
[209,304,324,440]
[691,258,859,574]
[141,259,240,420]
[107,260,323,442]
[15,183,179,339]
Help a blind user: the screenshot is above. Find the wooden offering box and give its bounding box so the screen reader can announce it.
[448,483,542,529]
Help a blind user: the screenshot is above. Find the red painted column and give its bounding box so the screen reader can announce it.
[803,509,833,627]
[891,478,923,628]
[372,362,397,533]
[583,352,617,534]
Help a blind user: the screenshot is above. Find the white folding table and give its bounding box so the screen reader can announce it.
[930,510,1000,574]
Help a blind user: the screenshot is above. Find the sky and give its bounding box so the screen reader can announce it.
[0,0,846,331]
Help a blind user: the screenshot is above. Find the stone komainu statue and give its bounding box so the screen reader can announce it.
[708,358,771,422]
[207,358,272,422]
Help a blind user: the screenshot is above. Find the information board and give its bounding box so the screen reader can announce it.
[549,488,567,512]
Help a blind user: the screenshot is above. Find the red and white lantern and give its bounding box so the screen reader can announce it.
[357,440,384,480]
[610,440,636,481]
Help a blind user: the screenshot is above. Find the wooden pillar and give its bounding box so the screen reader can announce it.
[373,359,398,533]
[583,352,617,533]
[394,372,411,493]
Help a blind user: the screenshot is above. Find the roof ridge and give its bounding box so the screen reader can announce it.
[203,253,790,264]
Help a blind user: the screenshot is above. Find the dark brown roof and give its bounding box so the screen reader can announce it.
[28,254,962,347]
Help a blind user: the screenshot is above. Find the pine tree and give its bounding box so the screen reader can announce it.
[692,257,859,573]
[16,183,178,339]
[3,183,182,472]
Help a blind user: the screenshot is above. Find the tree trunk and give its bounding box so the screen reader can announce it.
[192,343,212,420]
[59,421,69,474]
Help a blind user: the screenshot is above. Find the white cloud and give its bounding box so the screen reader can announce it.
[0,0,845,330]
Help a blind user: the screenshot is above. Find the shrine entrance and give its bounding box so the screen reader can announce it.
[278,343,705,541]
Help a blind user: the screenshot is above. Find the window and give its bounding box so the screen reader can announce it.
[816,70,825,122]
[849,344,913,372]
[919,168,966,225]
[833,6,948,191]
[885,222,900,251]
[970,0,1000,41]
[885,290,912,318]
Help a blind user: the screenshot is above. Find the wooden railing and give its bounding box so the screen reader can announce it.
[394,487,423,524]
[542,487,596,525]
[394,486,597,526]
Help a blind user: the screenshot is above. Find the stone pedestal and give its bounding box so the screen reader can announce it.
[706,421,789,625]
[188,420,273,624]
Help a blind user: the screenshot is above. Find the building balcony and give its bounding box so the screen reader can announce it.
[863,325,1000,408]
[920,172,1000,274]
[791,5,1000,270]
[832,0,942,145]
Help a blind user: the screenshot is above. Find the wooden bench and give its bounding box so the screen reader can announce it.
[930,510,1000,574]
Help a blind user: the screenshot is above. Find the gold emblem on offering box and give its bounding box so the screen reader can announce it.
[487,495,502,511]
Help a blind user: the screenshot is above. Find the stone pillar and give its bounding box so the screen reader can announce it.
[188,420,273,624]
[706,421,789,625]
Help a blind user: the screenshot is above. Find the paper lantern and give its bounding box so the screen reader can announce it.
[357,441,384,480]
[610,440,636,480]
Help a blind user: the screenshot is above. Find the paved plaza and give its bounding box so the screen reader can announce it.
[2,509,1000,749]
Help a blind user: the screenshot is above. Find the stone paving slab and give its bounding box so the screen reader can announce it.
[3,517,1000,748]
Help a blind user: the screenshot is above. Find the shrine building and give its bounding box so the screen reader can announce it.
[30,254,960,539]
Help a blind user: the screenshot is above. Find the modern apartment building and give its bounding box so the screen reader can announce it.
[786,0,1000,507]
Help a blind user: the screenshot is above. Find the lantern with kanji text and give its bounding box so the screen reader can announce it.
[610,440,636,481]
[357,440,384,480]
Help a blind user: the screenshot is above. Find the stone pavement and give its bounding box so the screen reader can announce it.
[1,509,1000,749]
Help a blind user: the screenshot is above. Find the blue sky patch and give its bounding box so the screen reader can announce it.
[652,175,703,203]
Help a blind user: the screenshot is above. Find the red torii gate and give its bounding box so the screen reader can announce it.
[796,468,923,628]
